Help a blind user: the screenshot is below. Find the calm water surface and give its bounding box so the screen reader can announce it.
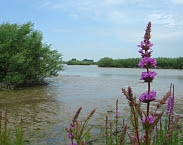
[0,65,183,144]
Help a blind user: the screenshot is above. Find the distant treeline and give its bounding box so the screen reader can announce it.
[67,59,96,65]
[97,57,183,69]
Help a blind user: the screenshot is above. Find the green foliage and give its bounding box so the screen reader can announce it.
[14,121,24,145]
[67,60,92,65]
[97,57,114,67]
[97,57,183,69]
[154,118,183,145]
[98,57,140,68]
[105,99,127,145]
[156,57,183,69]
[0,22,63,88]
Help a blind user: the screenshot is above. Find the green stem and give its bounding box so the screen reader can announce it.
[115,119,118,143]
[131,106,141,145]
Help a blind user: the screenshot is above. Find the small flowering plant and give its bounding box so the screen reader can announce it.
[105,99,127,145]
[66,107,96,145]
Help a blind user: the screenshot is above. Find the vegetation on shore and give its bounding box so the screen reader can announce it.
[0,22,63,89]
[67,59,96,65]
[97,57,183,69]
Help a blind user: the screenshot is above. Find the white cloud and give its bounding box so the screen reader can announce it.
[153,31,183,41]
[147,12,175,28]
[39,0,183,28]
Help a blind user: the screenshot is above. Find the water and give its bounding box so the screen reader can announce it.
[0,65,183,144]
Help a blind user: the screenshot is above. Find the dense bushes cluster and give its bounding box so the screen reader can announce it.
[0,22,63,89]
[97,57,140,68]
[97,57,183,69]
[156,57,183,69]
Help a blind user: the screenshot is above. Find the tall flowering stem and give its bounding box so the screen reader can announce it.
[138,22,157,145]
[66,107,96,145]
[115,99,119,143]
[166,83,176,130]
[122,87,141,145]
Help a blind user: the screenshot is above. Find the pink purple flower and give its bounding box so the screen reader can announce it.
[67,133,75,139]
[67,124,76,139]
[139,90,157,103]
[166,95,174,116]
[142,115,154,125]
[67,124,76,131]
[138,57,157,68]
[140,71,157,82]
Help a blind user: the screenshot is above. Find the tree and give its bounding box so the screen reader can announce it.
[0,22,63,88]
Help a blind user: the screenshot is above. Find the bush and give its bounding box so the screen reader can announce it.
[156,57,183,69]
[97,57,114,67]
[0,22,63,88]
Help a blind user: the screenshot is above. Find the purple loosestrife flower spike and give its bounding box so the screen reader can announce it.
[166,95,174,116]
[116,99,119,118]
[137,21,157,145]
[166,84,175,118]
[139,90,157,103]
[142,115,154,125]
[144,22,151,41]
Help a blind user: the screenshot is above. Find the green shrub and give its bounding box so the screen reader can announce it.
[0,22,63,88]
[97,57,114,67]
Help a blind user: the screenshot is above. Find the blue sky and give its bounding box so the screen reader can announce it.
[1,0,183,61]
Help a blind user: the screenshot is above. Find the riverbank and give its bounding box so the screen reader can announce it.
[66,57,183,69]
